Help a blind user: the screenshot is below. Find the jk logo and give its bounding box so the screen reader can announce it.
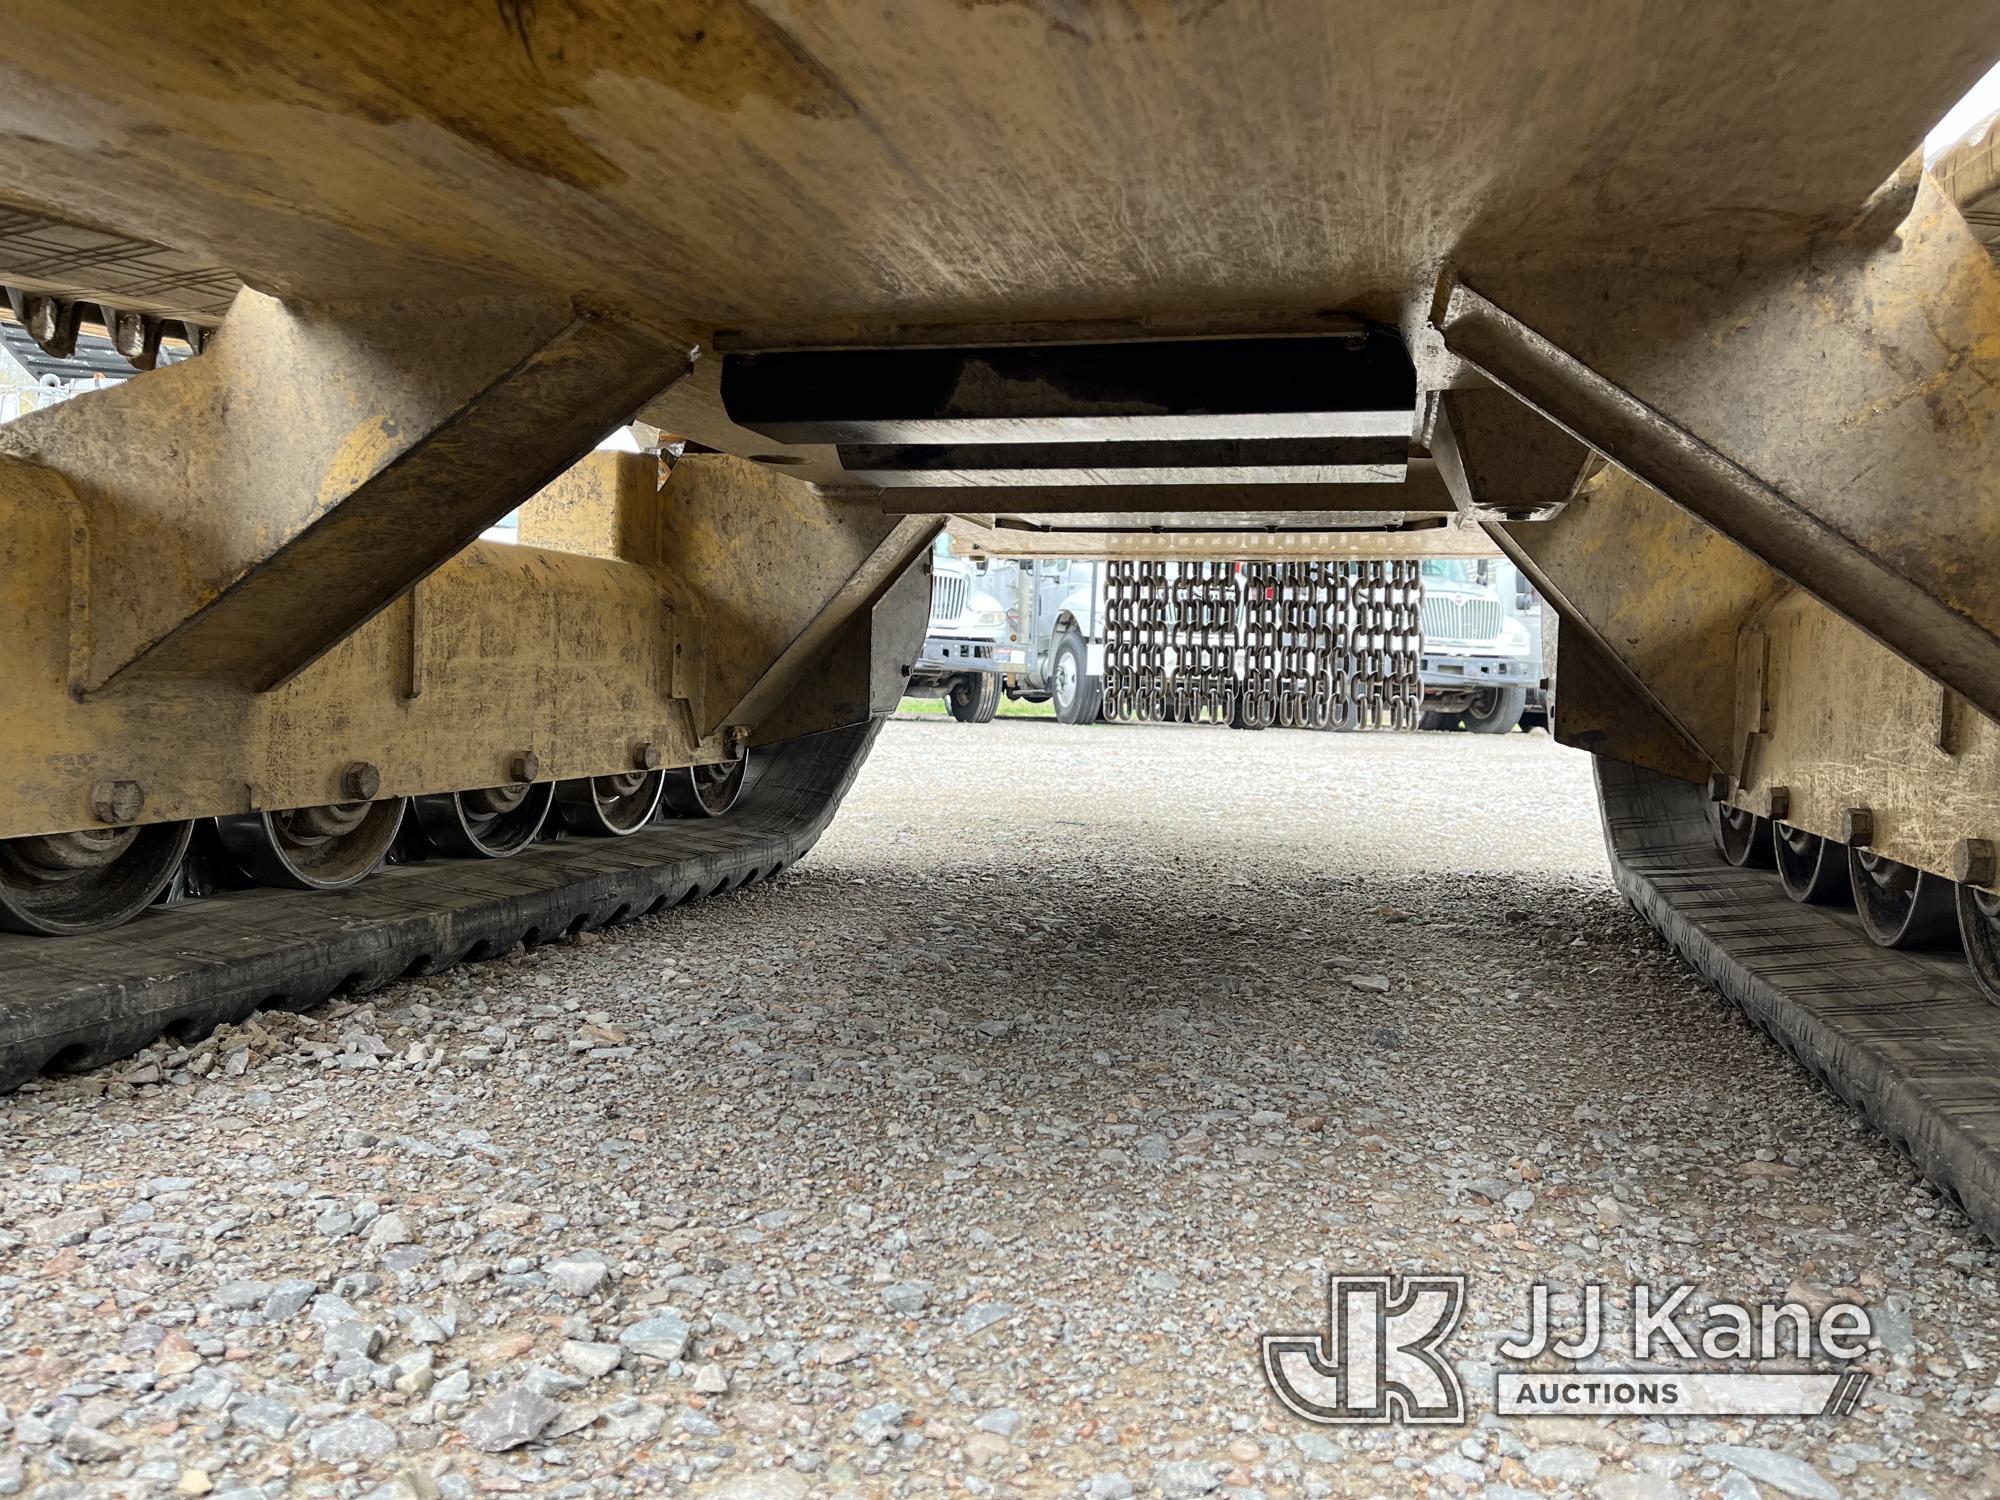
[1262,1274,1466,1425]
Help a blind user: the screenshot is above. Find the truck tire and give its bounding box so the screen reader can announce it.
[1419,709,1462,732]
[1464,684,1527,734]
[948,674,1001,723]
[1051,632,1102,725]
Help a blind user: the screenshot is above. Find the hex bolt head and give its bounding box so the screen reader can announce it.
[341,761,382,802]
[633,741,663,771]
[90,779,145,825]
[1765,785,1790,822]
[1843,807,1874,847]
[1705,773,1731,804]
[509,750,542,784]
[1953,838,1997,888]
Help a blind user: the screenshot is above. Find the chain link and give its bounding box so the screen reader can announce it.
[1101,559,1423,731]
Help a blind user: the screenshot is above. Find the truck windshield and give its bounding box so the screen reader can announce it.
[1420,559,1474,585]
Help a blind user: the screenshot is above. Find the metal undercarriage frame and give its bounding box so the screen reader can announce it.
[1,2,2000,1237]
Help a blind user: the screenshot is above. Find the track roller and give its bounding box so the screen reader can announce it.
[0,821,195,935]
[1772,822,1848,904]
[659,759,747,819]
[1957,885,2000,1005]
[215,799,407,890]
[1847,846,1959,949]
[1709,802,1774,868]
[412,782,555,857]
[555,770,665,836]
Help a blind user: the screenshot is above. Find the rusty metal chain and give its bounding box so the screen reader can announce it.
[1332,559,1425,731]
[1102,559,1422,730]
[1103,561,1171,722]
[1166,561,1238,723]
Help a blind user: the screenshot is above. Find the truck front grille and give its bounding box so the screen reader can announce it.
[929,574,967,625]
[1421,594,1501,646]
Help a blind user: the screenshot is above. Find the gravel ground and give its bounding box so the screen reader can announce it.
[3,717,1996,1500]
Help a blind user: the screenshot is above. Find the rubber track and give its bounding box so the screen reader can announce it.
[0,720,882,1091]
[1598,757,2000,1244]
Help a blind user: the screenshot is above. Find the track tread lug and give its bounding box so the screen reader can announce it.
[1598,757,2000,1243]
[0,723,881,1092]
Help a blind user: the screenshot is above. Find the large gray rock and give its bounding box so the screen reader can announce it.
[1703,1445,1840,1500]
[692,1361,730,1394]
[390,1349,435,1395]
[561,1340,624,1379]
[323,1320,383,1360]
[974,1407,1021,1438]
[306,1415,400,1464]
[850,1401,905,1445]
[262,1280,319,1321]
[58,1425,128,1464]
[1152,1460,1222,1498]
[309,1294,360,1327]
[619,1311,691,1362]
[1293,1431,1340,1464]
[229,1398,296,1439]
[462,1387,563,1453]
[1526,1447,1601,1484]
[956,1302,1017,1337]
[26,1208,104,1247]
[548,1257,610,1297]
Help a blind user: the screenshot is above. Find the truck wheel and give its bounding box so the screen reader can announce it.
[948,674,1002,723]
[1464,684,1527,734]
[1419,710,1461,732]
[1051,633,1102,725]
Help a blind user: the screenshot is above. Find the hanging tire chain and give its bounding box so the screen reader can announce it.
[1102,560,1423,731]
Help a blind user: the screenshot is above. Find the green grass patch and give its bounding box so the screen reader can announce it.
[898,694,1055,719]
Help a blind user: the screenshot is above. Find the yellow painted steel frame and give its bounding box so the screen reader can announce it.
[1731,594,2000,886]
[0,455,687,839]
[0,290,693,697]
[0,446,926,841]
[1504,468,2000,889]
[656,455,942,738]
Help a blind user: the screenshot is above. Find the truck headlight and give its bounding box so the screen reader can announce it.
[972,608,1008,628]
[1498,618,1531,652]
